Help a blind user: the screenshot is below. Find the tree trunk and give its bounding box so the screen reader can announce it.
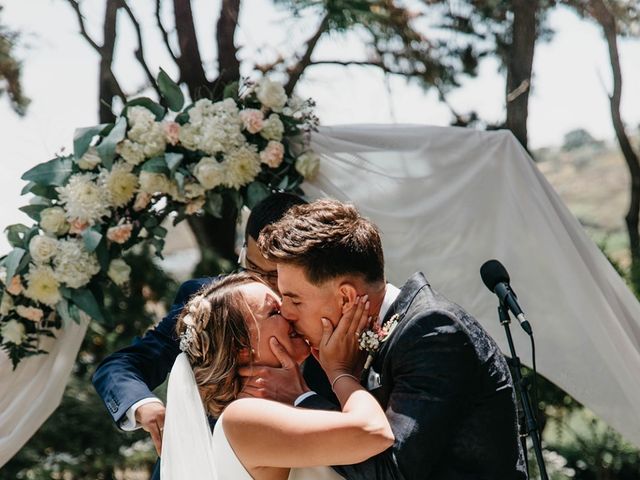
[505,0,538,151]
[590,0,640,283]
[98,0,120,123]
[214,0,241,99]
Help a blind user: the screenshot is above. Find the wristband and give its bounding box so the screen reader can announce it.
[331,373,359,390]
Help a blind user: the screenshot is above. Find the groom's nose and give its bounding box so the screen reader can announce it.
[280,301,297,322]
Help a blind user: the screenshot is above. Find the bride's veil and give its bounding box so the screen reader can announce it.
[161,352,218,479]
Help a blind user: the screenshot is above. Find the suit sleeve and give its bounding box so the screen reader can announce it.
[334,312,477,480]
[92,278,212,426]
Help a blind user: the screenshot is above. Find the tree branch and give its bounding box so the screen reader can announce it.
[284,13,330,95]
[66,0,102,54]
[99,0,125,122]
[215,0,241,99]
[173,0,210,99]
[119,0,161,98]
[154,0,179,64]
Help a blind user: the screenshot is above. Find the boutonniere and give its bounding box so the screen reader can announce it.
[359,313,401,370]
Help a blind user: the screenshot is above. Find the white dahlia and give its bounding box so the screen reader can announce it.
[57,173,111,225]
[224,145,261,189]
[29,235,58,264]
[24,265,62,306]
[53,239,101,289]
[99,162,138,207]
[78,147,102,170]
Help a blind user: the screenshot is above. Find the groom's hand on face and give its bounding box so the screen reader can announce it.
[238,338,310,404]
[135,402,166,456]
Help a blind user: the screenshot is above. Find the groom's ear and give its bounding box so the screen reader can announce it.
[338,283,358,313]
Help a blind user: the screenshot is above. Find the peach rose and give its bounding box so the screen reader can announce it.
[69,219,89,235]
[163,121,181,146]
[185,197,206,215]
[239,109,264,134]
[16,305,44,323]
[107,223,133,244]
[260,141,285,168]
[133,192,152,212]
[6,275,23,296]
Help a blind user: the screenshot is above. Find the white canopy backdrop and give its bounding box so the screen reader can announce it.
[1,124,640,466]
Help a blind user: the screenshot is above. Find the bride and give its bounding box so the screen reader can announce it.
[160,272,394,479]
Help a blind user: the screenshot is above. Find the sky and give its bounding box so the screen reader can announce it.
[1,0,639,253]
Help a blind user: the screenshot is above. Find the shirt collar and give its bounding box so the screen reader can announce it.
[377,283,400,326]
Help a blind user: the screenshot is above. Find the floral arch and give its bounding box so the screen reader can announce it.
[0,73,319,367]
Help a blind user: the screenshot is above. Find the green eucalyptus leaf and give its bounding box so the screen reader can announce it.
[124,97,166,120]
[4,248,26,282]
[277,176,289,191]
[21,182,36,196]
[56,298,77,326]
[158,68,184,111]
[5,224,30,248]
[97,116,127,169]
[95,241,110,272]
[141,156,169,174]
[18,205,47,222]
[152,226,168,238]
[74,123,109,160]
[246,182,270,209]
[67,288,105,323]
[165,153,183,174]
[174,171,185,194]
[82,228,103,253]
[144,216,159,229]
[223,81,239,100]
[205,192,223,218]
[21,157,74,186]
[22,183,59,199]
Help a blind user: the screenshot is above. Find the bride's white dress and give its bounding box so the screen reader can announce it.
[161,353,343,480]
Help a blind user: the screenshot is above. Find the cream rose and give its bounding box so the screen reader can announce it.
[260,114,285,142]
[295,151,320,180]
[1,320,26,345]
[0,292,14,316]
[16,305,44,323]
[194,157,226,190]
[40,207,70,236]
[260,141,285,168]
[29,235,58,264]
[108,258,131,287]
[78,147,102,170]
[107,224,133,244]
[256,78,287,112]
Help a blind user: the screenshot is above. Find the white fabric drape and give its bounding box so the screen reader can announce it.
[1,124,639,467]
[307,124,640,447]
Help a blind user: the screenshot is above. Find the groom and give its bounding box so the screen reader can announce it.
[256,198,528,479]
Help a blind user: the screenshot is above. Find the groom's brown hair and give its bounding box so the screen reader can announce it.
[258,199,384,285]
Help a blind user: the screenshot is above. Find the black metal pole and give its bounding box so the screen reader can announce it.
[498,304,548,480]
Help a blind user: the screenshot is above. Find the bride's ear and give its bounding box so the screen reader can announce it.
[338,283,358,313]
[237,347,252,365]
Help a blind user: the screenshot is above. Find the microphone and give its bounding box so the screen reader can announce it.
[480,259,533,335]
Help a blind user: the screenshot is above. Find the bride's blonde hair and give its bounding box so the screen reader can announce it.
[175,272,261,416]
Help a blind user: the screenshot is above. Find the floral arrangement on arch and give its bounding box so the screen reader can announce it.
[0,72,320,367]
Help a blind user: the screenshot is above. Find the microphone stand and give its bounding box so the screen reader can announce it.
[498,303,548,480]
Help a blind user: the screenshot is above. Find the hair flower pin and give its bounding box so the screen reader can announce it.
[359,313,401,370]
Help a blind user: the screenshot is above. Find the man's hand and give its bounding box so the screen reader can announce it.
[238,338,310,404]
[135,402,166,456]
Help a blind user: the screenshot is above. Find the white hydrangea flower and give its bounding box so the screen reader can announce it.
[127,106,156,143]
[1,320,26,345]
[0,292,14,316]
[178,124,199,151]
[108,258,131,287]
[116,139,146,166]
[256,78,287,112]
[193,157,226,190]
[139,123,167,158]
[29,235,59,264]
[40,207,70,237]
[56,173,111,225]
[53,238,101,289]
[24,264,62,306]
[260,114,284,141]
[139,171,176,196]
[295,151,320,179]
[99,161,138,208]
[198,116,244,155]
[224,145,262,189]
[78,147,102,170]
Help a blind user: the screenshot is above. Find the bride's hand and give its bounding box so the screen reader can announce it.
[318,296,370,380]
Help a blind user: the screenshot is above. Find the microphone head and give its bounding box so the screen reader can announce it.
[480,259,510,292]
